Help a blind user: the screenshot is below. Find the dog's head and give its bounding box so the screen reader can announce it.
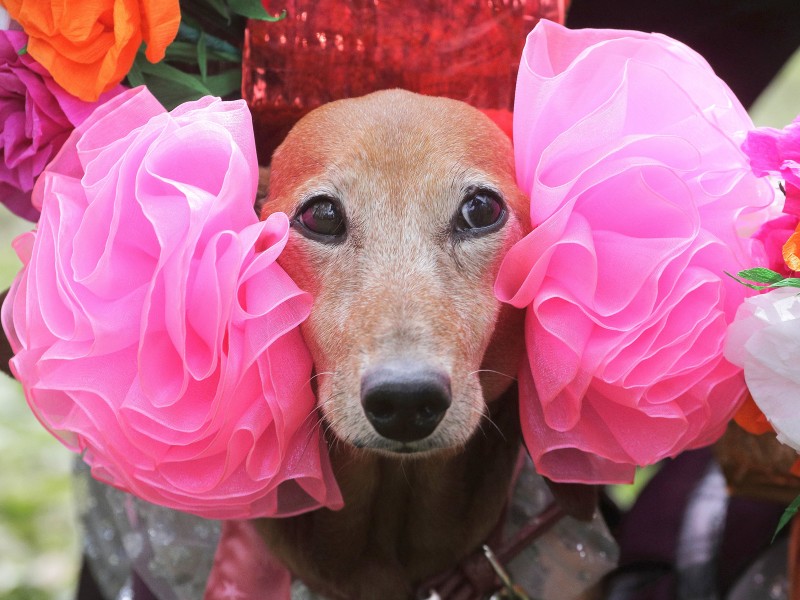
[262,89,528,455]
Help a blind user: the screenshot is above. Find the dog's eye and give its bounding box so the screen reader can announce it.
[455,190,505,233]
[296,196,346,240]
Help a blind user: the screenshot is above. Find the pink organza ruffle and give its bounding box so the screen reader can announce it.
[1,87,342,518]
[496,20,774,483]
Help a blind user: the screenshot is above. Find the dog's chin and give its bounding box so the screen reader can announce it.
[327,428,470,460]
[354,439,463,460]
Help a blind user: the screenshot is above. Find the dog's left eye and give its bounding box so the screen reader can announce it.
[455,190,505,233]
[296,196,346,240]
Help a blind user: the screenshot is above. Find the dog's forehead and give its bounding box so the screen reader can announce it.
[270,90,515,202]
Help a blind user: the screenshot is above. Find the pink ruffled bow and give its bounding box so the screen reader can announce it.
[1,87,342,518]
[496,20,774,484]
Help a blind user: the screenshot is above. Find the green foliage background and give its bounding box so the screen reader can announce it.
[0,215,78,600]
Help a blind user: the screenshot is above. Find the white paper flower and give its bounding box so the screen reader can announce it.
[725,288,800,451]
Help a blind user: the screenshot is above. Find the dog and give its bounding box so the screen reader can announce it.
[254,89,596,600]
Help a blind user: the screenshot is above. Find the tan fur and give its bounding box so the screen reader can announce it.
[259,90,530,599]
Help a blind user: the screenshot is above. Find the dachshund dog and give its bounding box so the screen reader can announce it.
[256,89,595,600]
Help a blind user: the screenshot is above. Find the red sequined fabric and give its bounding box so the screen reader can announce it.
[244,0,568,163]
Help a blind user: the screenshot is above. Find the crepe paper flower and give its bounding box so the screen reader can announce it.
[0,30,123,221]
[753,214,800,277]
[1,86,342,519]
[784,226,800,272]
[0,0,180,101]
[725,288,800,452]
[733,393,773,436]
[742,117,800,218]
[495,20,774,484]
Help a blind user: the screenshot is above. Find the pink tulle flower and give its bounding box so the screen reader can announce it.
[725,288,800,452]
[495,20,774,483]
[0,30,121,221]
[742,117,800,217]
[1,87,342,518]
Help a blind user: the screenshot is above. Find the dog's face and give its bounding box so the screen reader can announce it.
[263,90,528,455]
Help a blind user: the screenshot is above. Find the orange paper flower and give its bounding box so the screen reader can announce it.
[783,225,800,272]
[0,0,180,101]
[733,393,774,435]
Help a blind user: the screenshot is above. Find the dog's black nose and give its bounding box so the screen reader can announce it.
[361,364,451,443]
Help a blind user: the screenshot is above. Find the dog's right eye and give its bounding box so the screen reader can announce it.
[295,196,346,241]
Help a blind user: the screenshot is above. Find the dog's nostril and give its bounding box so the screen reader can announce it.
[361,364,451,443]
[366,398,395,421]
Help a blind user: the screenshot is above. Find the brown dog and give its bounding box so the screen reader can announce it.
[256,89,593,600]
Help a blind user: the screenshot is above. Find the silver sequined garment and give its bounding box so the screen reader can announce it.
[77,456,621,600]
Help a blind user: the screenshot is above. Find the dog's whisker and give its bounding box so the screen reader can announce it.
[307,370,336,386]
[296,391,349,456]
[471,405,506,441]
[467,368,517,381]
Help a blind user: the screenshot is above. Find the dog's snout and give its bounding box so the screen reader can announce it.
[361,364,451,443]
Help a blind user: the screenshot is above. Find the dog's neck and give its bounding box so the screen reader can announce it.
[257,387,521,600]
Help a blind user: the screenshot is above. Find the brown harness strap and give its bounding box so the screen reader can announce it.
[416,502,565,600]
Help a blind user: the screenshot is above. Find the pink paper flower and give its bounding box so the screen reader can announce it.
[0,30,121,221]
[753,214,800,277]
[495,20,774,483]
[725,288,800,452]
[1,87,342,518]
[742,117,800,217]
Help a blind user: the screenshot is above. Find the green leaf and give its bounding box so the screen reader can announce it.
[203,0,231,21]
[203,68,242,97]
[771,277,800,289]
[736,268,785,284]
[138,60,213,96]
[773,492,800,542]
[140,74,209,111]
[165,41,240,65]
[197,31,208,81]
[17,44,27,56]
[125,55,147,88]
[228,0,287,21]
[724,271,770,290]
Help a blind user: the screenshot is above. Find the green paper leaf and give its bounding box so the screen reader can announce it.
[736,268,784,284]
[771,277,800,289]
[773,492,800,542]
[197,32,208,81]
[228,0,287,21]
[724,271,770,290]
[17,44,27,56]
[726,270,800,291]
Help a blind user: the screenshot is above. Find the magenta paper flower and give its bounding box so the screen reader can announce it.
[1,87,342,518]
[742,117,800,217]
[753,214,800,277]
[0,30,120,221]
[495,20,774,483]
